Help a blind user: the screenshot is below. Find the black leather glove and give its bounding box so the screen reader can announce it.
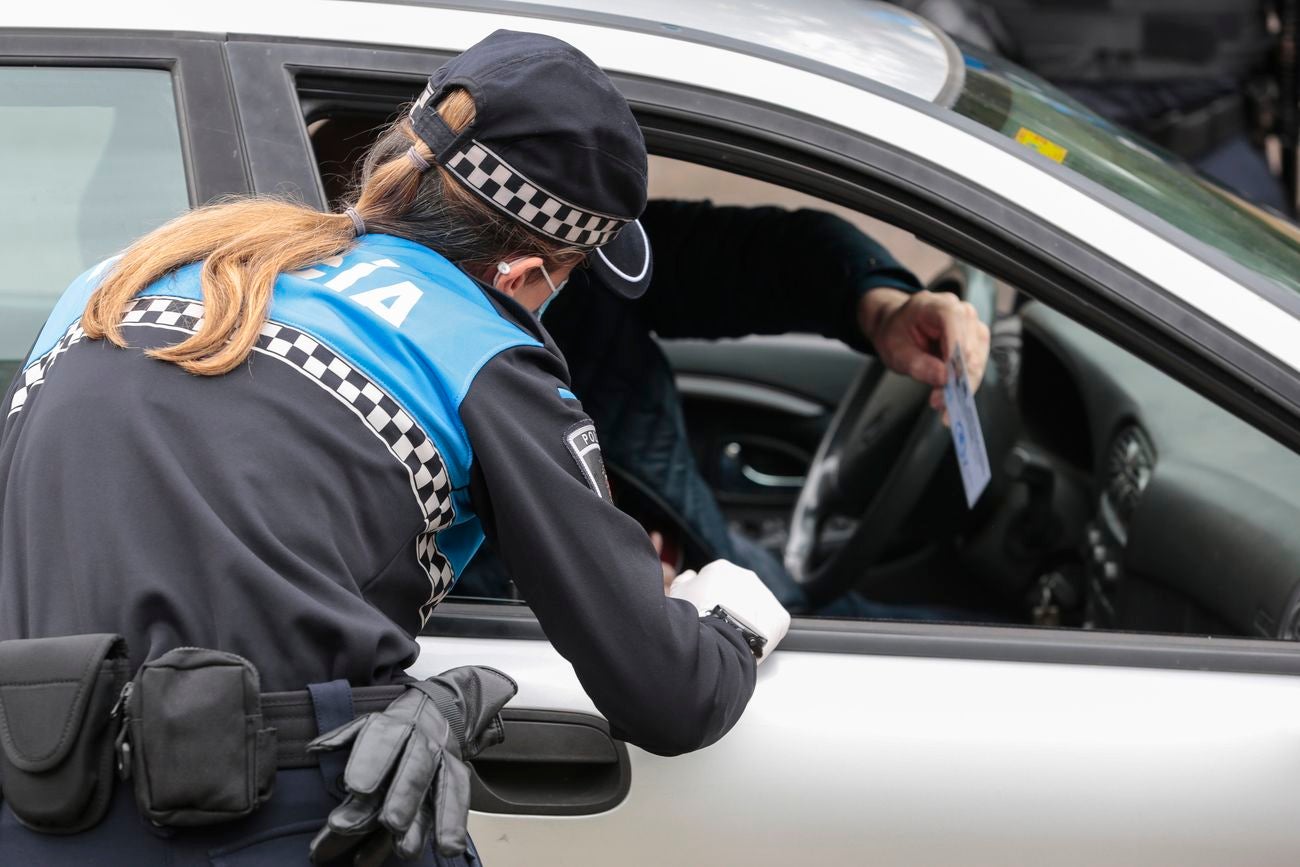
[306,667,517,866]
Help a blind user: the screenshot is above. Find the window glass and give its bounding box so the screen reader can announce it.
[0,67,189,372]
[950,47,1300,296]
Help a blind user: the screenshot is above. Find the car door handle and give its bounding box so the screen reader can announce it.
[469,709,631,815]
[740,462,806,488]
[721,441,808,490]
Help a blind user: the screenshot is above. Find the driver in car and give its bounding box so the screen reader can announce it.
[463,199,992,617]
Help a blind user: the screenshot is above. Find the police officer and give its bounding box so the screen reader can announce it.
[0,31,786,865]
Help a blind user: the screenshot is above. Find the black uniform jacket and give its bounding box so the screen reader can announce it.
[0,234,754,756]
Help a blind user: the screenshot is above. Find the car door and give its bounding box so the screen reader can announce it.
[226,30,1300,867]
[0,31,247,396]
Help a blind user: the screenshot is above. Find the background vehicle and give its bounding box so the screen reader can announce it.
[5,2,1300,864]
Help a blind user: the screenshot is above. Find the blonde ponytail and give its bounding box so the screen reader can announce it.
[81,89,569,376]
[83,203,359,375]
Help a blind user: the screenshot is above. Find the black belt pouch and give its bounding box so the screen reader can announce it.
[123,647,276,826]
[0,633,130,833]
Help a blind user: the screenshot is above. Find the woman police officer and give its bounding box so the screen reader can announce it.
[0,31,787,865]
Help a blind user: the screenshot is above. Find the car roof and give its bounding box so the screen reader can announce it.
[5,0,961,105]
[410,0,961,104]
[18,0,1299,371]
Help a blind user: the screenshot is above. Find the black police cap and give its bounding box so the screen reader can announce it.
[410,30,652,299]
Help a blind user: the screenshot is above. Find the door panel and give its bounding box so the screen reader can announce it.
[661,335,868,542]
[662,334,869,408]
[415,632,1300,866]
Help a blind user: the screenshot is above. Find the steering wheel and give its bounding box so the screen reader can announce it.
[783,267,998,605]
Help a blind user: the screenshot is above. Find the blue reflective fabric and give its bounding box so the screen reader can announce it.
[132,235,539,489]
[29,235,539,586]
[26,256,120,361]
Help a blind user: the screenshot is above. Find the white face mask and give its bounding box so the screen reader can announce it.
[496,259,567,316]
[535,264,568,317]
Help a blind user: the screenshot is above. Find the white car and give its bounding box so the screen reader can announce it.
[5,2,1300,865]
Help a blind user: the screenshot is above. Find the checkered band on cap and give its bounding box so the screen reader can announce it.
[117,296,459,625]
[445,141,628,248]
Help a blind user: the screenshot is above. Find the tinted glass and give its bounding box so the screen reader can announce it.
[0,67,189,378]
[951,49,1300,295]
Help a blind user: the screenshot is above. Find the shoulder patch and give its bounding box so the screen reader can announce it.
[564,420,612,501]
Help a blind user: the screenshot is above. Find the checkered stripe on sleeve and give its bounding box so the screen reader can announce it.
[445,142,627,248]
[119,296,458,624]
[7,320,87,417]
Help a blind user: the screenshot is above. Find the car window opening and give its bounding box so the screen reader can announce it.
[239,75,1300,647]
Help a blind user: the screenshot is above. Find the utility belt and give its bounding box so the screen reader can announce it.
[0,634,403,834]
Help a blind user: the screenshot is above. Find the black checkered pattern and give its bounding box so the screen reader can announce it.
[446,141,627,247]
[122,295,206,330]
[119,296,458,624]
[7,320,87,418]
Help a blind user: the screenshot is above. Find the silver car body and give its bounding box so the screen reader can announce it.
[8,2,1300,864]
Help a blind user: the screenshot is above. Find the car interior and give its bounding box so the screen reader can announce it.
[6,69,1293,647]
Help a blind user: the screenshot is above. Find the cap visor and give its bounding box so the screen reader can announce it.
[589,219,652,299]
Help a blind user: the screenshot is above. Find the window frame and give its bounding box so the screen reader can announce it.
[0,30,250,206]
[226,35,1300,448]
[224,35,1300,675]
[426,598,1300,675]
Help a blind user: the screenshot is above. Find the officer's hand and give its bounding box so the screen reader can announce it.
[306,667,517,865]
[858,288,990,423]
[668,560,790,664]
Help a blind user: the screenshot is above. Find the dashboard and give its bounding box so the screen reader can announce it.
[1016,302,1300,640]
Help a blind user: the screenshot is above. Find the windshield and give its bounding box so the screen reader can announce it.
[950,48,1300,295]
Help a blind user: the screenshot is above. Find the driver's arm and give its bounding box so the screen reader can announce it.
[635,199,921,350]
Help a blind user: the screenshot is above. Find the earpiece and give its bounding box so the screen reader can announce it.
[496,261,511,275]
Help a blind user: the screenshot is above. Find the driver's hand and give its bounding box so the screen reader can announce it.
[650,531,678,594]
[858,287,990,423]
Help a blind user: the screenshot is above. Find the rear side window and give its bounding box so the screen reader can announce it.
[0,67,189,380]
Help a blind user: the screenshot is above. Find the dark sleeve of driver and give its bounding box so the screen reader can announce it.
[460,344,757,756]
[637,199,922,350]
